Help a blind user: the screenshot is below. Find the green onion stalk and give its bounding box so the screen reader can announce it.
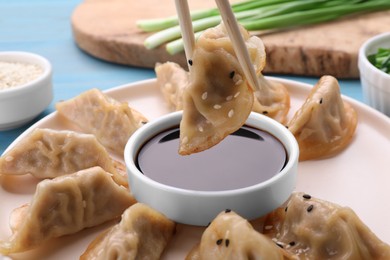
[136,0,390,55]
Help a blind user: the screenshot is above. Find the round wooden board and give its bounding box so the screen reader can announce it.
[71,0,390,78]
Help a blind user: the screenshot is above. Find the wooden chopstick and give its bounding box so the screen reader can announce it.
[174,0,195,70]
[215,0,262,92]
[175,0,262,91]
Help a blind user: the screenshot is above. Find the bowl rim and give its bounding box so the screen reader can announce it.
[125,111,299,196]
[0,51,52,97]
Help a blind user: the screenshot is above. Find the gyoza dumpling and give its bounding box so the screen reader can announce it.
[179,23,264,155]
[56,88,148,156]
[287,75,357,161]
[155,61,190,111]
[263,192,390,259]
[0,167,136,254]
[155,60,290,124]
[252,78,290,124]
[237,28,290,124]
[80,203,175,260]
[0,128,127,186]
[186,209,291,260]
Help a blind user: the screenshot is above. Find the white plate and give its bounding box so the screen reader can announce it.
[1,77,390,259]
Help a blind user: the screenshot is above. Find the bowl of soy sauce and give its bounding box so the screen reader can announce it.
[124,111,299,226]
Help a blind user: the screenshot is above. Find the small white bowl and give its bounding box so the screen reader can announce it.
[358,32,390,117]
[125,111,299,226]
[0,51,53,130]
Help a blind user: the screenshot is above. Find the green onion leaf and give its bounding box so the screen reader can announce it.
[137,0,390,54]
[368,48,390,74]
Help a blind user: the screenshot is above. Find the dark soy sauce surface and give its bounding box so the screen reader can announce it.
[136,126,287,191]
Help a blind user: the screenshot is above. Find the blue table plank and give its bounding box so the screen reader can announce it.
[0,0,363,154]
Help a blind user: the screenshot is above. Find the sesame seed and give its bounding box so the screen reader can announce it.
[275,242,284,249]
[5,156,14,162]
[198,126,204,132]
[262,111,268,115]
[228,109,234,118]
[216,239,223,245]
[226,95,233,101]
[234,92,240,98]
[235,79,243,86]
[0,61,43,89]
[307,205,314,212]
[225,209,231,213]
[264,225,273,230]
[302,194,311,199]
[233,73,242,85]
[319,98,323,104]
[225,239,230,247]
[229,71,235,79]
[188,59,193,66]
[201,92,208,100]
[214,104,222,109]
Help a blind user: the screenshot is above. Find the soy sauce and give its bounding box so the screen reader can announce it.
[136,126,287,191]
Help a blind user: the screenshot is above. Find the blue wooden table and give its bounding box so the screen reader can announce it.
[0,0,364,154]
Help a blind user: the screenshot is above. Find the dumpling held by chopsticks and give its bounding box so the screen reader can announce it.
[179,23,265,155]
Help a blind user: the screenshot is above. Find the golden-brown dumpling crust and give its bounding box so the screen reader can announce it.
[264,192,390,259]
[155,60,290,124]
[56,88,148,156]
[155,61,190,111]
[80,203,175,260]
[186,209,291,260]
[287,75,357,161]
[0,167,136,254]
[179,23,264,155]
[252,79,290,124]
[0,128,127,186]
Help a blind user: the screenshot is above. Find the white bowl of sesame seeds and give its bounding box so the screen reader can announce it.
[0,51,53,130]
[125,111,299,226]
